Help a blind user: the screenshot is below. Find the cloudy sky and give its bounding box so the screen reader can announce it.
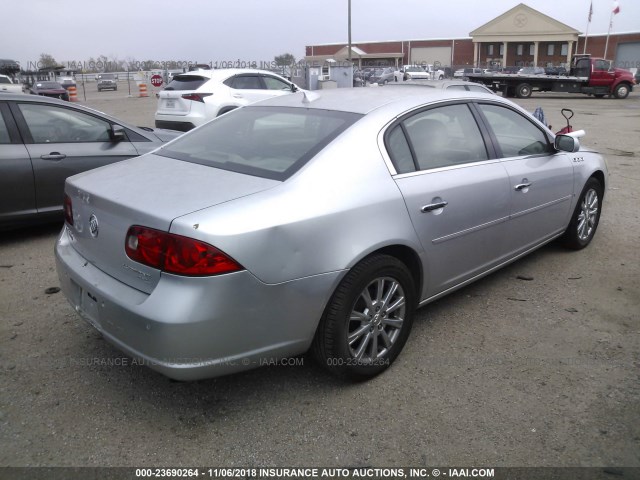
[4,0,639,68]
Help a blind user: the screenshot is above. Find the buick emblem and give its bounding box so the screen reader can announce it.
[89,214,99,238]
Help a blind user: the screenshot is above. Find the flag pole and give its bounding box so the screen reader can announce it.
[583,1,592,54]
[604,1,621,59]
[604,6,614,59]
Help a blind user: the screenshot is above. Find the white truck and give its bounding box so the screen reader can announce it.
[0,74,23,94]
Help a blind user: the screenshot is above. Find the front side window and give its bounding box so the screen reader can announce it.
[478,103,550,157]
[18,103,112,143]
[263,76,291,91]
[388,103,488,172]
[158,106,361,181]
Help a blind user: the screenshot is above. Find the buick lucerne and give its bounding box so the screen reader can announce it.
[56,87,607,380]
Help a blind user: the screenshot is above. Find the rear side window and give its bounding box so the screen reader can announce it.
[158,106,362,181]
[228,75,263,90]
[164,75,208,91]
[392,103,488,171]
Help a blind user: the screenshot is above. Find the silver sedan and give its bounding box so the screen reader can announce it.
[0,94,181,229]
[55,87,607,381]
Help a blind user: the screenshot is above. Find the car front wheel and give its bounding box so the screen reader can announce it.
[613,83,630,99]
[312,254,416,379]
[562,177,603,250]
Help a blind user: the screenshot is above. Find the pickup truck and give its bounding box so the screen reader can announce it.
[0,74,23,94]
[465,55,635,99]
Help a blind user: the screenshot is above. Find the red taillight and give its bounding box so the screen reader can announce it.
[63,194,73,225]
[181,93,212,103]
[125,226,243,277]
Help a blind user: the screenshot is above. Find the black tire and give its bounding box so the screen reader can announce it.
[312,254,416,379]
[516,82,532,98]
[561,177,603,250]
[613,83,630,99]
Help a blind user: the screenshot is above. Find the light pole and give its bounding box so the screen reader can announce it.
[348,0,352,66]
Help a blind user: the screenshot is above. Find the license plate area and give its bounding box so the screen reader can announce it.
[165,99,176,108]
[77,282,101,330]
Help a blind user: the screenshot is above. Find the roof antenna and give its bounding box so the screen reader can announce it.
[302,90,320,104]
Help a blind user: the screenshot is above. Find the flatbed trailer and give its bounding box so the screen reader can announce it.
[466,55,635,99]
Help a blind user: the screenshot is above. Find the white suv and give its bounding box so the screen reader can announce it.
[155,69,300,131]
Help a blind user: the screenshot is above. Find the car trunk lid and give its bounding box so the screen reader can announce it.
[156,74,209,116]
[64,153,278,294]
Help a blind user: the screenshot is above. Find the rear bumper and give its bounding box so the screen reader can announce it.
[55,226,340,380]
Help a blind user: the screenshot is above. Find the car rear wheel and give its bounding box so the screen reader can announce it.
[561,177,603,250]
[516,83,532,98]
[312,254,416,379]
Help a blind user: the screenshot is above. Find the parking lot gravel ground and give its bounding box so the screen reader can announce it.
[1,84,639,469]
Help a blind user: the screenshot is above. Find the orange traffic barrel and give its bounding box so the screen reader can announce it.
[68,86,78,102]
[138,83,149,97]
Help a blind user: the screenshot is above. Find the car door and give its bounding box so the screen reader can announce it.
[590,59,615,89]
[0,102,36,222]
[11,102,140,214]
[475,102,574,254]
[387,102,512,297]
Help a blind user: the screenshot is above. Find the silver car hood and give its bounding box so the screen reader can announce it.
[64,153,279,293]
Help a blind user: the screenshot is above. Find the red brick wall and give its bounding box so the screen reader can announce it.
[306,33,638,68]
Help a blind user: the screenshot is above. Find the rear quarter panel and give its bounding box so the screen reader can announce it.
[169,115,423,285]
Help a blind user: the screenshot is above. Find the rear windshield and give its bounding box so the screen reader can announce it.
[163,75,208,91]
[157,106,362,180]
[99,74,115,79]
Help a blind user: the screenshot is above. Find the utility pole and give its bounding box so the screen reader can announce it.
[348,0,352,66]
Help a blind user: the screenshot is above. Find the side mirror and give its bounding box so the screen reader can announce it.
[290,83,298,93]
[109,124,126,142]
[555,134,580,153]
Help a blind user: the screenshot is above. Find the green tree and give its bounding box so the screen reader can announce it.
[39,53,59,69]
[274,53,296,67]
[274,53,296,76]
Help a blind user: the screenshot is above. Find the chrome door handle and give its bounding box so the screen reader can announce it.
[41,153,67,161]
[421,201,448,212]
[514,182,532,191]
